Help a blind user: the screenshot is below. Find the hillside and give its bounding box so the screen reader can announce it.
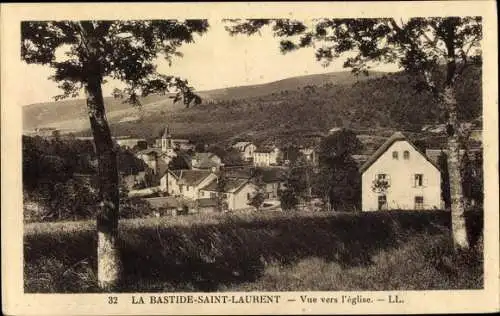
[22,71,385,131]
[109,66,481,145]
[23,68,481,146]
[198,71,386,101]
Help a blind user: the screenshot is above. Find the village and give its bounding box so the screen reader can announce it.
[15,14,490,298]
[32,119,479,218]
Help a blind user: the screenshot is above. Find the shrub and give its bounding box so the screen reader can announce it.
[120,198,155,219]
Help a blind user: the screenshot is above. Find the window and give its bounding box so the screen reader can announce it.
[247,193,251,200]
[414,174,423,187]
[377,174,387,181]
[201,191,205,197]
[378,195,388,210]
[403,150,410,160]
[179,185,183,193]
[392,151,398,159]
[223,194,228,199]
[415,196,424,210]
[210,192,216,199]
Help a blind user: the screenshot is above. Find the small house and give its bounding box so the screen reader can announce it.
[199,177,257,211]
[160,169,216,199]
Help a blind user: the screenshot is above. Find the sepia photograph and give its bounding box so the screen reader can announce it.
[2,2,499,315]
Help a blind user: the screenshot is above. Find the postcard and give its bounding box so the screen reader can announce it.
[1,1,499,315]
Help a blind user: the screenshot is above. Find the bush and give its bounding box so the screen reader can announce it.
[24,210,483,292]
[120,198,155,219]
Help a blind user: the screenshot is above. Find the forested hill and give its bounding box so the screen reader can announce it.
[108,66,481,143]
[23,67,481,144]
[23,71,384,131]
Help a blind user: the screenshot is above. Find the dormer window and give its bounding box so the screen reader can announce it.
[392,151,398,159]
[404,150,410,160]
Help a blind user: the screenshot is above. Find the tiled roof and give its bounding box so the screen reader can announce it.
[255,167,286,183]
[359,132,440,173]
[224,167,285,183]
[171,169,213,186]
[200,177,249,193]
[233,142,253,151]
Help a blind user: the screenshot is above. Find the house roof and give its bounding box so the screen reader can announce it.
[255,146,278,153]
[200,177,250,193]
[223,167,285,183]
[167,169,213,186]
[256,167,286,183]
[233,142,253,151]
[359,132,439,174]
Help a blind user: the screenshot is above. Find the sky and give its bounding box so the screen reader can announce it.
[19,20,401,105]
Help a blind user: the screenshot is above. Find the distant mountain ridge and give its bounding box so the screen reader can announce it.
[22,67,481,147]
[198,71,386,101]
[22,71,386,131]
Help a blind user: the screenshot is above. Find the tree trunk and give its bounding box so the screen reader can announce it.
[443,85,470,250]
[86,72,121,290]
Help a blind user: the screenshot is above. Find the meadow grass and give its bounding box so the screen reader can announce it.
[24,209,483,293]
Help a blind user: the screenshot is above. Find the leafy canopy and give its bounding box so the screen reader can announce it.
[225,17,482,94]
[21,20,209,106]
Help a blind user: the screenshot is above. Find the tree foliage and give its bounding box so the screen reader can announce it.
[22,20,209,106]
[315,130,363,211]
[226,17,482,248]
[226,17,481,122]
[168,155,190,170]
[248,174,266,210]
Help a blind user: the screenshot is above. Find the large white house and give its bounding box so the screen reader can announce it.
[253,146,281,167]
[360,132,441,211]
[233,141,257,161]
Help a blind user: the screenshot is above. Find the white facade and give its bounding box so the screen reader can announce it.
[233,142,257,161]
[361,137,441,211]
[199,182,257,210]
[253,148,281,167]
[160,171,216,200]
[160,172,180,195]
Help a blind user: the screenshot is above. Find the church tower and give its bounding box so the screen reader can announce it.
[161,125,172,153]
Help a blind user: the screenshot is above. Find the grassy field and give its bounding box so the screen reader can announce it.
[24,210,483,293]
